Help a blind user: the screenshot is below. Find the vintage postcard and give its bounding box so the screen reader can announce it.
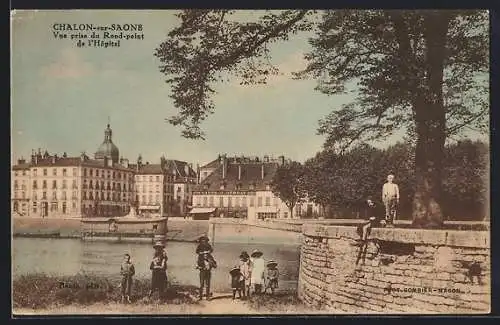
[11,9,490,315]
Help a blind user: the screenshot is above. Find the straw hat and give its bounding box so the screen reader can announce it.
[153,241,165,248]
[229,266,240,275]
[266,260,278,267]
[199,235,209,242]
[251,249,263,258]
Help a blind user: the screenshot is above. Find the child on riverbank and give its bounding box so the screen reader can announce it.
[264,260,279,295]
[239,251,251,299]
[229,266,243,300]
[120,253,135,303]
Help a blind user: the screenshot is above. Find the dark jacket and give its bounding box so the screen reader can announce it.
[196,243,213,254]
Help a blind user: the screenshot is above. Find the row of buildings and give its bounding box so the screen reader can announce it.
[11,123,320,220]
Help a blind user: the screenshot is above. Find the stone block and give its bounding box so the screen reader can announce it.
[436,272,452,281]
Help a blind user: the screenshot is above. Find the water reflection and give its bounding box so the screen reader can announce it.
[12,238,300,292]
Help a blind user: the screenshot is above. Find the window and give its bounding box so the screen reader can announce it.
[72,180,77,189]
[156,185,160,193]
[90,169,93,177]
[72,191,77,199]
[257,197,263,207]
[83,169,87,177]
[62,202,67,214]
[228,197,232,207]
[156,195,160,203]
[32,180,37,189]
[142,195,146,203]
[72,201,77,210]
[72,168,77,176]
[265,197,271,206]
[22,191,26,199]
[149,176,153,182]
[219,196,223,207]
[177,186,181,193]
[42,191,47,200]
[33,169,37,176]
[42,180,47,189]
[83,192,87,200]
[156,176,160,182]
[53,168,57,176]
[33,192,38,200]
[283,212,288,219]
[112,171,116,178]
[43,169,47,176]
[22,170,26,176]
[52,180,57,189]
[14,171,18,177]
[96,170,99,177]
[50,202,58,212]
[52,191,57,200]
[62,180,67,189]
[62,168,67,177]
[14,180,18,190]
[203,196,208,207]
[33,202,37,213]
[250,197,255,207]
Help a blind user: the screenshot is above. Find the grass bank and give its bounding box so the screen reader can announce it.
[12,274,326,314]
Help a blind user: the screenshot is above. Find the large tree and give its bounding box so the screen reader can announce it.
[155,10,488,228]
[271,161,306,219]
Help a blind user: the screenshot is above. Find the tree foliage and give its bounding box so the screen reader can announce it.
[303,140,488,221]
[271,161,306,218]
[155,10,489,227]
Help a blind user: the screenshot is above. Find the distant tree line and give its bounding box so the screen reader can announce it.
[272,140,488,221]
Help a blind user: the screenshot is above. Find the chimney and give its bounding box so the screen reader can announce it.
[123,158,129,168]
[196,164,200,184]
[184,164,189,176]
[51,156,56,164]
[264,155,269,163]
[238,164,242,180]
[221,155,227,179]
[63,152,67,158]
[261,164,264,180]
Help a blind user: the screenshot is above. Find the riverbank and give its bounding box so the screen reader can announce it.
[12,218,209,242]
[13,274,329,315]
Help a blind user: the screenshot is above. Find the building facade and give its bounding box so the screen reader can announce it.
[192,154,320,221]
[11,124,136,218]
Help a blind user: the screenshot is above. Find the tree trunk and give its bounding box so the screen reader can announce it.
[289,206,294,219]
[411,11,451,228]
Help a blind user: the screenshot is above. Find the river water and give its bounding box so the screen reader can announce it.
[12,238,300,293]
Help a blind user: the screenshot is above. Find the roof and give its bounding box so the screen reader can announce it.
[11,156,135,172]
[200,158,220,169]
[135,164,164,175]
[195,162,278,192]
[12,163,31,171]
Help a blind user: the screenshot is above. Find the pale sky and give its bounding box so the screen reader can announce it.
[10,10,486,167]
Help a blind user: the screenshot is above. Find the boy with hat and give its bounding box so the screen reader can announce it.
[264,260,279,295]
[250,249,265,295]
[149,242,167,300]
[120,253,135,303]
[229,266,243,300]
[197,250,216,300]
[238,251,251,299]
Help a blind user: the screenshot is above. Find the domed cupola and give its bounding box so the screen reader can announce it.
[94,123,119,164]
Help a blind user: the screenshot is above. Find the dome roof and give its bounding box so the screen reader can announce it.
[94,124,119,163]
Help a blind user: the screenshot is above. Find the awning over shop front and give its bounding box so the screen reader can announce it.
[138,205,161,210]
[189,207,216,214]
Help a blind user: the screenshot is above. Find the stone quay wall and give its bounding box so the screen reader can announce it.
[298,224,490,314]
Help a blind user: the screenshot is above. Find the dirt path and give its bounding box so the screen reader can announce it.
[14,293,335,315]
